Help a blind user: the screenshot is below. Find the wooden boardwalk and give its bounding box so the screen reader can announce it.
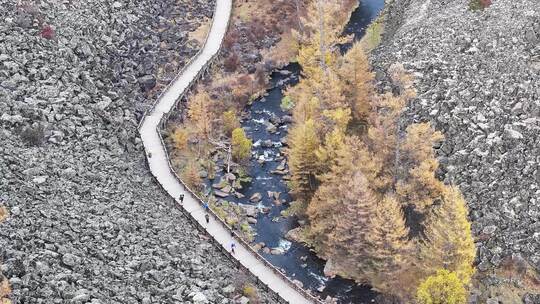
[138,0,319,303]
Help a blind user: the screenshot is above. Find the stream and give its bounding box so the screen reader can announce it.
[208,1,384,302]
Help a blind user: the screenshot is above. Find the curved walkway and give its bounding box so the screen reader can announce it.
[138,0,318,303]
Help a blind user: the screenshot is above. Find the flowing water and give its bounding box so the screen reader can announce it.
[209,1,385,302]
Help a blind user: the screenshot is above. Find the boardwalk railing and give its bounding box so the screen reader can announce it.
[138,0,324,303]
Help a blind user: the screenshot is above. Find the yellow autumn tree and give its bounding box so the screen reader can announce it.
[231,128,252,162]
[287,119,320,203]
[337,42,374,122]
[222,109,240,136]
[419,187,476,285]
[363,195,412,293]
[396,123,446,212]
[188,92,213,140]
[416,269,468,304]
[171,128,190,151]
[181,161,202,191]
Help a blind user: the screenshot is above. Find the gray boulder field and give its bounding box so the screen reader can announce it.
[372,0,539,300]
[0,0,277,303]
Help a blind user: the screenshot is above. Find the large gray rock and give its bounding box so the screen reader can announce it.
[0,0,277,303]
[372,0,540,296]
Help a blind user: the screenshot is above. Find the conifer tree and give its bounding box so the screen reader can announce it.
[188,92,213,140]
[171,128,189,151]
[363,195,412,292]
[419,187,476,285]
[337,42,374,121]
[181,161,202,191]
[287,119,320,203]
[222,110,240,136]
[395,123,446,211]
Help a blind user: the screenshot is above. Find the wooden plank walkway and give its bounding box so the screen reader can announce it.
[138,0,319,303]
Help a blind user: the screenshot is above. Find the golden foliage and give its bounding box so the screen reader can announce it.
[287,119,320,203]
[231,128,252,162]
[222,110,240,136]
[416,269,467,304]
[188,92,214,140]
[181,161,202,191]
[171,128,189,151]
[420,187,476,285]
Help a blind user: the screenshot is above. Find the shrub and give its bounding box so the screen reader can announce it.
[171,128,189,151]
[469,0,492,11]
[242,283,259,301]
[416,269,467,304]
[40,25,55,40]
[231,128,252,162]
[280,95,295,111]
[224,52,240,72]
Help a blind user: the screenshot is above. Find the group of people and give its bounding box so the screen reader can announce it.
[178,193,236,254]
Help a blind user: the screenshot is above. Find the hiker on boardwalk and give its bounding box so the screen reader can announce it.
[203,201,209,211]
[178,194,184,204]
[205,213,210,224]
[230,242,236,254]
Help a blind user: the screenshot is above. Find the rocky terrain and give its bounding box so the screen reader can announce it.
[372,0,539,301]
[0,0,277,303]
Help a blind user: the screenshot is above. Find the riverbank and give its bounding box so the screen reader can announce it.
[164,0,385,302]
[370,0,540,302]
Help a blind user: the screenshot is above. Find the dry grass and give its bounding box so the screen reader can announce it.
[359,15,385,52]
[188,18,211,45]
[262,31,299,65]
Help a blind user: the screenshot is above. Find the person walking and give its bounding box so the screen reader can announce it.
[203,201,209,211]
[205,213,210,224]
[179,194,184,204]
[230,242,236,254]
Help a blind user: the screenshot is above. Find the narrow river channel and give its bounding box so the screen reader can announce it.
[207,1,384,302]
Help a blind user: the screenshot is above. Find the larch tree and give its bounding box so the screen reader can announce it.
[287,119,321,203]
[362,195,412,294]
[188,91,213,140]
[396,123,446,212]
[419,186,476,285]
[337,42,374,122]
[181,161,203,191]
[171,128,190,151]
[222,109,240,136]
